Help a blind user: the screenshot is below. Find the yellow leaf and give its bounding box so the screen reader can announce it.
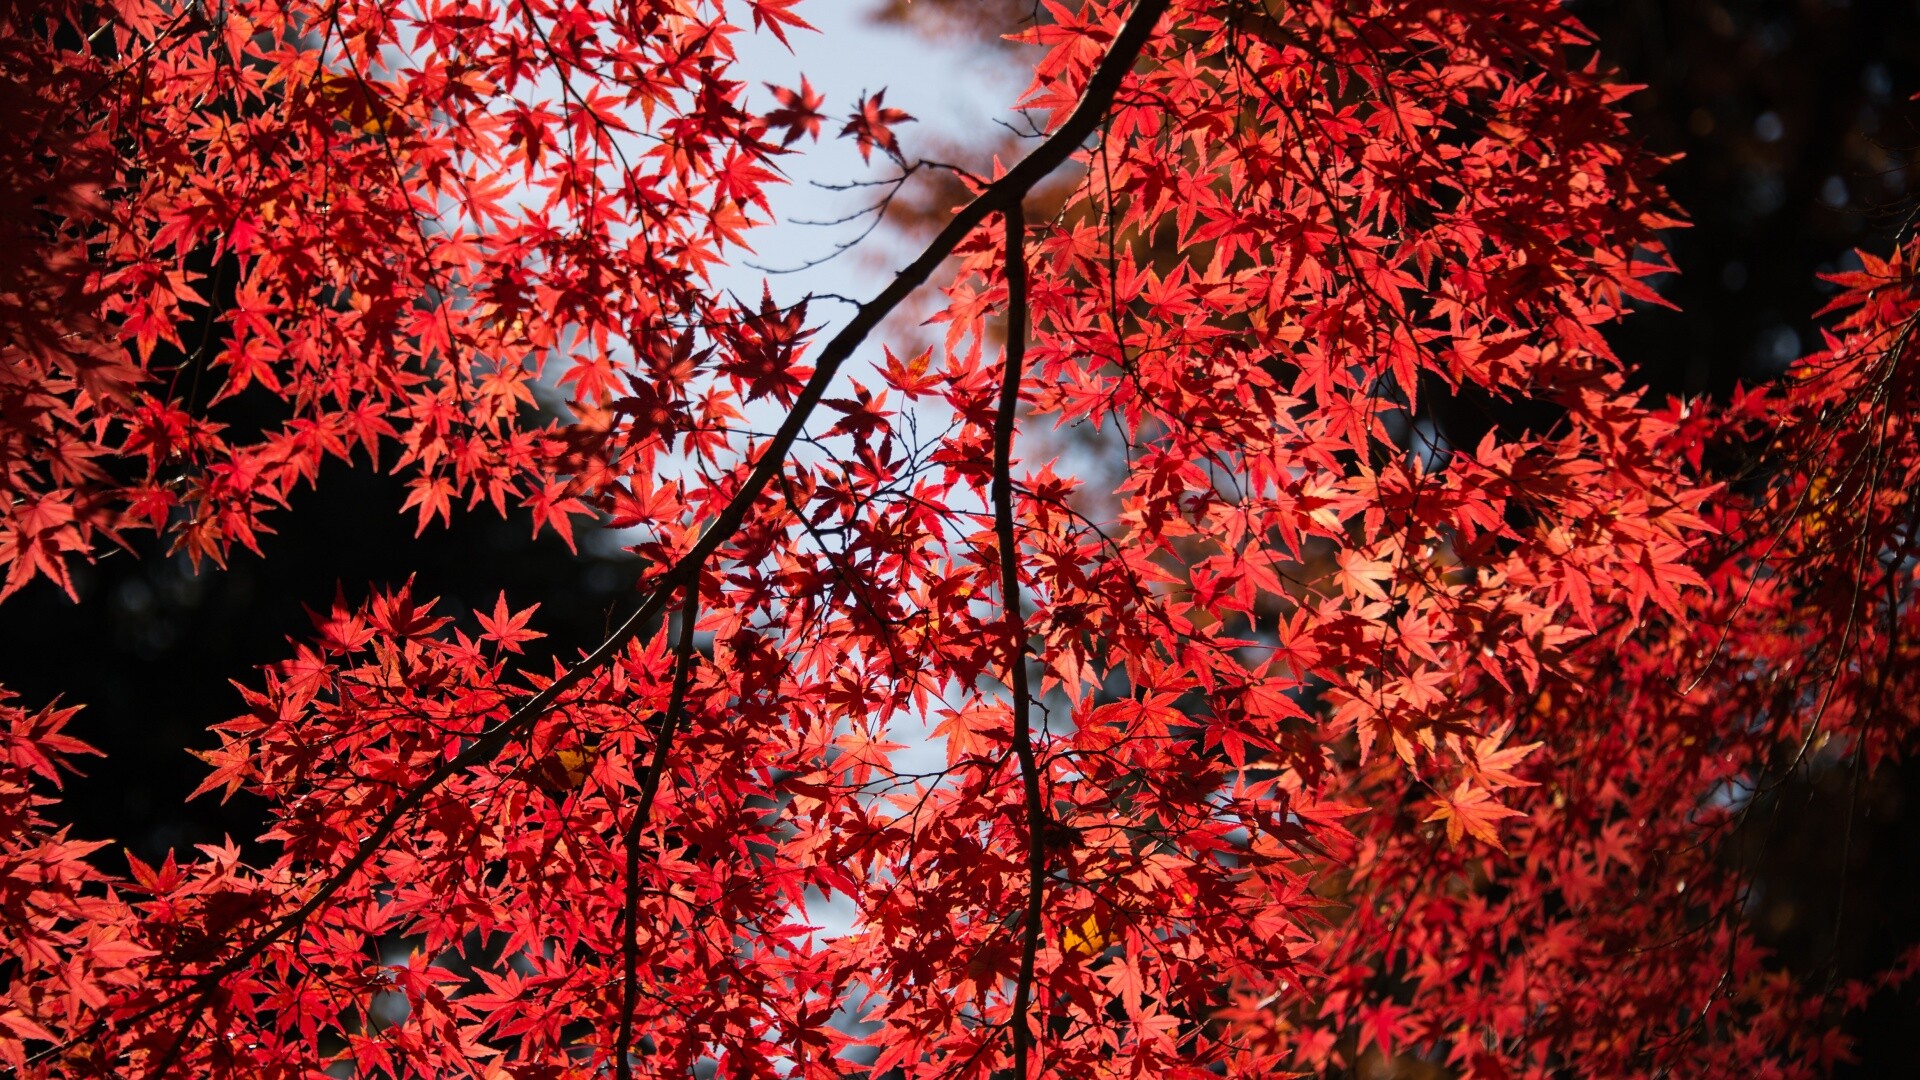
[533,747,598,794]
[1423,781,1524,850]
[1061,907,1118,959]
[317,72,409,137]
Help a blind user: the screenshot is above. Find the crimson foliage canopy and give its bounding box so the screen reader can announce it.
[3,0,1917,1077]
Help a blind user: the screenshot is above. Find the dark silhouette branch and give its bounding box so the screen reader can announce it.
[26,2,1174,1071]
[996,197,1047,1079]
[614,583,701,1080]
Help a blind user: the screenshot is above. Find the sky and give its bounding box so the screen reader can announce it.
[717,5,1042,937]
[715,2,1032,317]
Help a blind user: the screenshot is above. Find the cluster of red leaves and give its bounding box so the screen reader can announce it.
[0,0,791,595]
[2,0,1918,1078]
[1280,240,1920,1079]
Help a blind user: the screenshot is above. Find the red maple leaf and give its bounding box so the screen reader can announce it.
[763,77,826,146]
[747,0,815,49]
[475,593,544,653]
[840,90,914,164]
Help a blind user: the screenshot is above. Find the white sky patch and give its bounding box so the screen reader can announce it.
[718,3,1033,321]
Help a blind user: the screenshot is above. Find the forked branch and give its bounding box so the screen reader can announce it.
[27,1,1174,1072]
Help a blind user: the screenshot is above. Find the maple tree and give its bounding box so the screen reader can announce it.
[2,0,1918,1076]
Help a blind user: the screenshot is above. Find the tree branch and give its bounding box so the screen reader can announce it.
[614,582,701,1079]
[996,198,1047,1079]
[43,2,1173,1071]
